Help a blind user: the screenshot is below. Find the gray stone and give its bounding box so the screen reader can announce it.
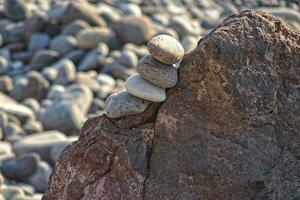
[54,59,76,85]
[0,76,13,94]
[62,19,91,36]
[136,55,178,88]
[30,50,60,70]
[1,153,40,180]
[38,84,92,135]
[96,74,115,99]
[26,161,51,193]
[117,50,138,68]
[147,34,184,65]
[50,35,77,55]
[64,49,86,65]
[78,43,108,71]
[105,91,149,118]
[28,33,50,51]
[12,131,67,163]
[113,15,153,45]
[3,0,31,21]
[125,73,166,102]
[107,61,135,81]
[77,27,115,49]
[11,71,49,101]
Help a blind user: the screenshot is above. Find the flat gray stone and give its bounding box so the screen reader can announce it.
[105,91,149,118]
[147,34,184,65]
[125,73,166,102]
[136,55,178,88]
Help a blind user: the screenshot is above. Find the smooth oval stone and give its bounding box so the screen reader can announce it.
[147,34,184,65]
[105,91,149,119]
[137,55,178,88]
[125,74,166,102]
[0,153,40,180]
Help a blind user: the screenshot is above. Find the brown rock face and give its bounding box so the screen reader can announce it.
[43,10,300,200]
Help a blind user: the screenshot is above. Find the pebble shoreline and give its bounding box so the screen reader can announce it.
[0,0,298,199]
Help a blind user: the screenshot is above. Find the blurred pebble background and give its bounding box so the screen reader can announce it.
[0,0,298,199]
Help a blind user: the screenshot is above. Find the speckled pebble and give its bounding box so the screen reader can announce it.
[137,55,178,88]
[147,34,184,65]
[105,91,149,118]
[125,73,166,102]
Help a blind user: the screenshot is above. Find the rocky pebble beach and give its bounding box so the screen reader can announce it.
[0,0,298,199]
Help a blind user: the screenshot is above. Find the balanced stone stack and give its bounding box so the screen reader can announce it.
[105,34,184,118]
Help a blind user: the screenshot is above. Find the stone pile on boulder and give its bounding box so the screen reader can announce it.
[104,34,184,118]
[42,10,300,200]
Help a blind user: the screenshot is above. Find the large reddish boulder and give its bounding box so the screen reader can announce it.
[42,10,300,200]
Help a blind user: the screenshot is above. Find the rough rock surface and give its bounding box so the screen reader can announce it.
[43,10,300,200]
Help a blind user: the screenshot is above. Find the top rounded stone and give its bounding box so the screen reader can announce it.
[147,34,184,65]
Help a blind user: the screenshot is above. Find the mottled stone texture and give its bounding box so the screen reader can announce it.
[43,10,300,200]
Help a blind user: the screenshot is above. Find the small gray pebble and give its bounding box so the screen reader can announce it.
[105,91,149,118]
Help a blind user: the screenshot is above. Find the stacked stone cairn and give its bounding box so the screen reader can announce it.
[105,34,184,118]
